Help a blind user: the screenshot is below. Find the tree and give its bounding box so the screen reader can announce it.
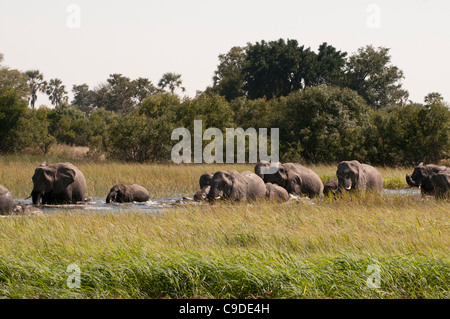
[211,46,247,101]
[0,86,29,153]
[308,42,347,86]
[15,107,55,154]
[243,39,317,99]
[344,45,408,109]
[45,78,68,107]
[25,70,46,109]
[424,92,445,105]
[0,65,29,99]
[93,74,155,113]
[158,72,185,95]
[71,83,96,114]
[133,77,158,105]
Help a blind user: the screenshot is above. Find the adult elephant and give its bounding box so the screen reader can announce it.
[406,163,449,196]
[265,182,290,202]
[431,171,450,199]
[31,162,86,205]
[255,161,324,198]
[193,172,213,201]
[106,184,149,203]
[0,185,14,214]
[336,160,383,192]
[207,170,266,202]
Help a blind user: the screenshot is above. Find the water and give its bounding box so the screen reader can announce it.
[9,188,422,215]
[383,188,421,196]
[15,196,198,215]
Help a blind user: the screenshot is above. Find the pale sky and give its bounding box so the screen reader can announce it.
[1,0,449,106]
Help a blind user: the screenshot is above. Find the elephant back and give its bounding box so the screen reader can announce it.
[0,185,14,214]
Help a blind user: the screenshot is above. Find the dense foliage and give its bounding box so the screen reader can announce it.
[0,39,448,165]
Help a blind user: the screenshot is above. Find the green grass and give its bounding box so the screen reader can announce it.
[0,156,448,298]
[0,196,448,298]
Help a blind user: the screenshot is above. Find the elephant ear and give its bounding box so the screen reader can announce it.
[54,166,76,193]
[355,165,367,189]
[230,172,245,201]
[118,184,131,201]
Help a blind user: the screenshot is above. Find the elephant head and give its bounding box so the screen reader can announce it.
[31,162,77,205]
[207,170,238,201]
[260,162,287,188]
[406,163,448,195]
[106,184,127,203]
[406,163,428,188]
[199,172,214,188]
[336,160,365,191]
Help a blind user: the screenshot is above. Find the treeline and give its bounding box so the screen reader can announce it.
[0,40,449,165]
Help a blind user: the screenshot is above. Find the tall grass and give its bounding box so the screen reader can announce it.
[0,196,448,298]
[0,156,414,199]
[0,156,448,298]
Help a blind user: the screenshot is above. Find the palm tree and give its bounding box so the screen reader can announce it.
[158,72,185,95]
[25,70,46,109]
[45,78,68,107]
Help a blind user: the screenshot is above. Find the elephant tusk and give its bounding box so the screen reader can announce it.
[214,196,221,200]
[345,186,352,190]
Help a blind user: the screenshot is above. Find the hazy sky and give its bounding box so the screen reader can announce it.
[1,0,449,106]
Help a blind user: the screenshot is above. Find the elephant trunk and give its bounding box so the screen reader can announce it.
[32,191,42,206]
[207,186,222,201]
[106,191,117,203]
[406,174,418,187]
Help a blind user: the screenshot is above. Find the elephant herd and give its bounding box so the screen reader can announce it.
[194,160,385,203]
[0,160,449,215]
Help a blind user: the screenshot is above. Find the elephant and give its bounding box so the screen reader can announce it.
[336,160,383,192]
[431,171,450,199]
[31,162,86,205]
[13,203,44,216]
[0,185,14,215]
[323,178,339,197]
[207,170,266,202]
[255,161,324,198]
[193,172,213,201]
[265,182,290,202]
[106,184,150,203]
[406,163,449,196]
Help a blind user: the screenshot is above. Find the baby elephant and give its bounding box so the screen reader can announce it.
[193,172,213,201]
[323,178,339,197]
[13,203,44,216]
[265,183,290,202]
[106,184,149,203]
